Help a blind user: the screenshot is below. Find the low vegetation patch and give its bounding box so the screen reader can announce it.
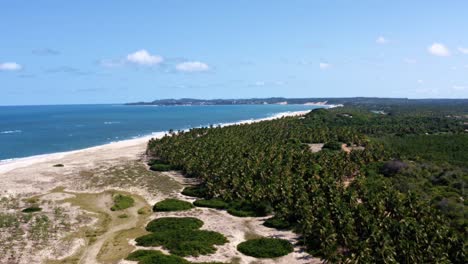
[21,207,42,213]
[181,186,208,198]
[136,229,227,256]
[263,216,293,230]
[135,216,228,257]
[153,199,194,212]
[149,159,175,172]
[322,141,342,151]
[237,238,294,258]
[193,199,229,209]
[110,194,134,211]
[227,201,271,217]
[53,163,64,167]
[126,250,189,264]
[146,217,203,232]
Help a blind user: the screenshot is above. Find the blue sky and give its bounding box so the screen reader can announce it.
[1,0,467,105]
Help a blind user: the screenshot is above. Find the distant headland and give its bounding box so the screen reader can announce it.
[126,97,468,107]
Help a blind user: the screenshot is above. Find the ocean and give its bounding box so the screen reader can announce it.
[0,104,322,161]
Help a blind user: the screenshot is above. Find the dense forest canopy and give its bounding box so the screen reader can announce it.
[147,103,467,263]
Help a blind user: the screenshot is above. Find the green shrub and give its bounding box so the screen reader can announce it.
[237,238,294,258]
[194,199,229,209]
[22,207,42,213]
[153,199,194,212]
[322,141,342,151]
[135,229,227,256]
[118,214,129,218]
[181,186,208,198]
[150,163,173,171]
[263,216,293,230]
[110,194,134,211]
[227,201,271,217]
[53,163,64,167]
[146,217,203,232]
[126,250,189,264]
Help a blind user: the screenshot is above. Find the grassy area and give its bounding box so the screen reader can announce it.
[110,194,134,211]
[78,161,181,196]
[237,238,294,258]
[153,199,194,212]
[146,217,203,232]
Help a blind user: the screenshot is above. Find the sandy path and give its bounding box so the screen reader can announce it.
[79,193,148,264]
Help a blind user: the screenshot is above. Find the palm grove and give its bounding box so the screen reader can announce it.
[147,103,467,263]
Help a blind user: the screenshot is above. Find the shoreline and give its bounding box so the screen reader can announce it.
[0,110,310,174]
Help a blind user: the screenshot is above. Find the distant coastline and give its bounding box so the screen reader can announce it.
[125,97,468,107]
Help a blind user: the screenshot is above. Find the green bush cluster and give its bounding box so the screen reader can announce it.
[193,199,229,209]
[110,194,134,211]
[148,159,175,171]
[22,207,42,213]
[126,249,225,264]
[127,250,189,264]
[322,141,342,151]
[226,201,271,217]
[237,238,294,258]
[153,199,194,212]
[181,186,208,198]
[135,217,228,257]
[263,216,293,230]
[145,217,203,232]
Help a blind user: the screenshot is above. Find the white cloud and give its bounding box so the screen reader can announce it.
[417,79,424,84]
[458,47,468,54]
[376,36,388,44]
[0,62,22,71]
[319,62,331,69]
[126,49,163,66]
[452,85,466,91]
[427,43,450,57]
[176,61,209,72]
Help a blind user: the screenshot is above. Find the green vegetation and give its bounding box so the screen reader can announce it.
[127,250,189,264]
[110,194,134,211]
[147,103,467,263]
[118,214,128,218]
[22,206,42,213]
[193,199,229,209]
[322,141,342,151]
[145,217,203,232]
[53,163,64,167]
[135,217,228,257]
[149,159,176,171]
[181,186,208,198]
[126,250,225,264]
[263,216,293,230]
[152,198,194,212]
[226,201,271,217]
[237,238,294,258]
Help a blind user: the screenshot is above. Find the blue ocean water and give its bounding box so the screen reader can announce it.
[0,104,322,160]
